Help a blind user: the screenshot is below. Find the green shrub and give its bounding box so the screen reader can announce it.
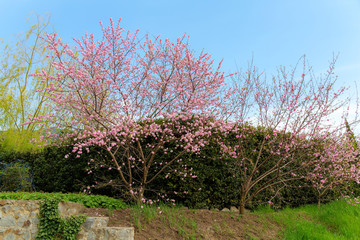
[0,192,127,209]
[0,160,35,192]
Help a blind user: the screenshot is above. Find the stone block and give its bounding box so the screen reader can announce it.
[104,227,135,240]
[58,201,85,217]
[82,217,109,230]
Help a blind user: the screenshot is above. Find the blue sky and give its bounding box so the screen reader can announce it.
[1,0,360,122]
[1,0,360,80]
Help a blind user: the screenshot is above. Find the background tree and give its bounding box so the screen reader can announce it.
[345,118,358,150]
[0,13,56,154]
[219,56,353,214]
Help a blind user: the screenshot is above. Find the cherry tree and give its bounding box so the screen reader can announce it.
[32,19,228,202]
[304,125,360,209]
[219,56,353,214]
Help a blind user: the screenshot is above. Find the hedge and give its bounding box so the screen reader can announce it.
[1,122,357,210]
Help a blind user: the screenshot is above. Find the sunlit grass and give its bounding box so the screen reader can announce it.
[256,200,360,239]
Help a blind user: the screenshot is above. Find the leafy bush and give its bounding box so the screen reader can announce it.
[0,192,127,209]
[26,145,94,193]
[0,160,35,192]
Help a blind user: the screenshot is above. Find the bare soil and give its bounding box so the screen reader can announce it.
[83,207,282,240]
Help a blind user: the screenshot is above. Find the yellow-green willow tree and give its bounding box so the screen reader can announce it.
[0,14,56,153]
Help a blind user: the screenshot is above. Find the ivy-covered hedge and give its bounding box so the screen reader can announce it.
[1,121,357,210]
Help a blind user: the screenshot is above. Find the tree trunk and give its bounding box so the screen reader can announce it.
[129,186,144,205]
[239,195,246,215]
[137,188,145,205]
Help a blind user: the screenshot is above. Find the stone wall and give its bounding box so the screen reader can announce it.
[0,200,134,240]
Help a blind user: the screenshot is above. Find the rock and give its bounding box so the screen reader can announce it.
[230,206,239,212]
[0,216,16,227]
[2,206,11,214]
[221,208,230,212]
[16,215,28,227]
[4,233,15,240]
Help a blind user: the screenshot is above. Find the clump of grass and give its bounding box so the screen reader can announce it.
[129,203,199,239]
[212,220,234,237]
[161,205,199,239]
[130,203,160,230]
[265,199,360,239]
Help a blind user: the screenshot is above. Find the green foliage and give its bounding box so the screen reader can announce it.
[0,130,41,155]
[0,192,127,209]
[0,160,35,192]
[36,198,87,240]
[345,118,358,151]
[0,13,56,154]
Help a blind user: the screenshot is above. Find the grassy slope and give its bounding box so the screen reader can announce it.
[1,192,360,239]
[256,200,360,239]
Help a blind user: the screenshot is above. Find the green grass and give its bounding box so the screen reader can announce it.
[0,191,127,209]
[130,203,159,230]
[255,200,360,239]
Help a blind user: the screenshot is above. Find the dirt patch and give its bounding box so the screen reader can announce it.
[83,207,282,239]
